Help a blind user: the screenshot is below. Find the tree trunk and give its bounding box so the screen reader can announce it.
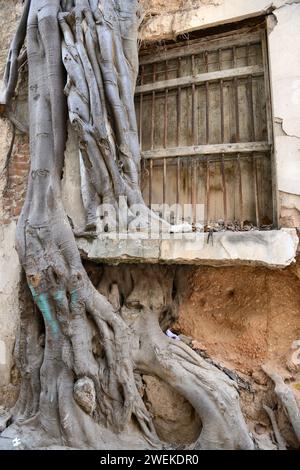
[0,0,254,450]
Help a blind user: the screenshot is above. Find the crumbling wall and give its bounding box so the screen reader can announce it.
[0,0,300,447]
[267,5,300,228]
[172,260,300,447]
[0,0,23,395]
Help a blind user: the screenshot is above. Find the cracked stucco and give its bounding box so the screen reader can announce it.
[139,0,300,41]
[0,0,300,390]
[268,3,300,201]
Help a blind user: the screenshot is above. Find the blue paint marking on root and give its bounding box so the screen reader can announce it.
[29,286,59,336]
[54,290,65,305]
[70,290,78,307]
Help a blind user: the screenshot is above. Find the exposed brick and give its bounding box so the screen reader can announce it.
[10,162,30,171]
[10,168,29,177]
[1,131,30,223]
[12,206,21,217]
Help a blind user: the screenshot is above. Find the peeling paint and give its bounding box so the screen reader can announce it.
[29,286,59,337]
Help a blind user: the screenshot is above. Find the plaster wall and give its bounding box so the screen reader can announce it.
[0,0,300,390]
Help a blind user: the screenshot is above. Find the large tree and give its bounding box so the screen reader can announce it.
[0,0,254,449]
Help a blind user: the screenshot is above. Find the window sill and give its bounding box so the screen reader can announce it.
[77,228,298,269]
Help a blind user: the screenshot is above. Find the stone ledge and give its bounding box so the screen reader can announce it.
[77,228,298,269]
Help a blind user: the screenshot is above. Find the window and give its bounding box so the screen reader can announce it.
[135,21,275,229]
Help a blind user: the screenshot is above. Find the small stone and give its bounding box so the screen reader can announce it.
[74,377,96,416]
[254,423,267,435]
[252,370,268,386]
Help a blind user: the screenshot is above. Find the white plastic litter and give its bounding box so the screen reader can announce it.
[166,329,181,341]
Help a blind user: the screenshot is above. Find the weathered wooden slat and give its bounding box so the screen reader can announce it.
[233,47,240,143]
[164,61,168,148]
[192,159,197,223]
[176,157,180,208]
[220,79,224,142]
[221,154,227,223]
[163,157,167,204]
[261,31,273,145]
[206,81,210,144]
[135,65,264,94]
[206,160,210,224]
[164,88,168,148]
[149,158,153,207]
[237,154,244,226]
[151,91,155,149]
[142,142,270,160]
[191,55,197,145]
[253,155,260,227]
[247,75,255,141]
[139,30,262,65]
[150,64,156,150]
[139,65,144,150]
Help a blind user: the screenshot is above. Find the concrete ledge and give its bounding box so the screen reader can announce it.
[77,228,298,268]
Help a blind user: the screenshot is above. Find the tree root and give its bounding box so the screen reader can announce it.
[262,364,300,445]
[263,405,287,450]
[1,1,253,450]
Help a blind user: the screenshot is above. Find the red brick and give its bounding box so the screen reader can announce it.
[9,170,27,178]
[10,160,29,170]
[12,153,29,160]
[12,206,21,217]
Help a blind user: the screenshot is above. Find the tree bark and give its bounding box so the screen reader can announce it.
[1,0,254,450]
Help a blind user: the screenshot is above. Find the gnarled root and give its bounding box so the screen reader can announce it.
[262,364,300,445]
[98,265,254,450]
[135,324,254,449]
[263,405,287,450]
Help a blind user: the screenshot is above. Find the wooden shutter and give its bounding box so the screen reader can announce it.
[135,22,274,228]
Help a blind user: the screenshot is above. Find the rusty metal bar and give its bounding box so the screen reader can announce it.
[221,153,227,223]
[253,154,260,227]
